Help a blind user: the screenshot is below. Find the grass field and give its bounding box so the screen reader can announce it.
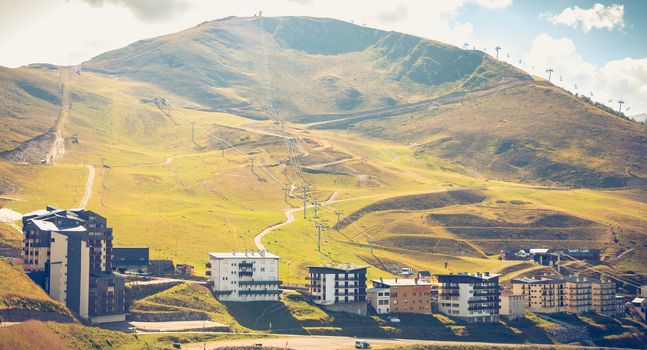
[1,66,646,282]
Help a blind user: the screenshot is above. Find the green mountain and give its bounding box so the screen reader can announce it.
[81,16,645,188]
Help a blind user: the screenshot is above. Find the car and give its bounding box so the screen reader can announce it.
[390,317,401,323]
[172,343,181,349]
[355,340,371,349]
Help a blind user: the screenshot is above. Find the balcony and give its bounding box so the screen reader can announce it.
[239,280,282,286]
[239,262,254,268]
[238,271,253,277]
[239,289,281,295]
[213,290,234,296]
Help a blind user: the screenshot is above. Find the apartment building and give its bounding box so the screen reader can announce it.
[308,265,367,304]
[366,286,390,314]
[308,264,368,315]
[564,276,592,313]
[206,251,281,302]
[592,279,618,316]
[500,293,525,320]
[512,276,566,313]
[22,206,125,323]
[369,278,432,314]
[437,272,501,323]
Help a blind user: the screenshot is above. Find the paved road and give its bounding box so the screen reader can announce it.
[79,164,95,209]
[185,335,579,350]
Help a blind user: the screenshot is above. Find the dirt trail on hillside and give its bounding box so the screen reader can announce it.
[0,68,69,164]
[79,164,95,209]
[254,191,337,251]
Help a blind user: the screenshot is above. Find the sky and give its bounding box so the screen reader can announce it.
[1,0,646,117]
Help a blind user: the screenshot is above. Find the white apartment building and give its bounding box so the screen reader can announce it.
[437,272,501,323]
[206,251,281,302]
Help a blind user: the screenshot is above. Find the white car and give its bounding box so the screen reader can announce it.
[390,317,401,323]
[355,340,371,349]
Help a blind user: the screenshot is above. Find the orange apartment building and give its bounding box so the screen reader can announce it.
[368,278,432,314]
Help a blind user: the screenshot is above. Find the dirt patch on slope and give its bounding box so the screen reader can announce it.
[335,189,486,229]
[377,236,483,257]
[426,212,608,243]
[0,320,72,350]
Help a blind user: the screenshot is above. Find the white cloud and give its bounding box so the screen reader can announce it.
[80,0,188,22]
[472,0,513,9]
[541,3,625,33]
[520,34,647,115]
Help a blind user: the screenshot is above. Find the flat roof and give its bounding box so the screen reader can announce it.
[436,273,500,281]
[307,265,369,272]
[208,251,279,259]
[372,278,432,286]
[367,287,389,292]
[512,277,564,284]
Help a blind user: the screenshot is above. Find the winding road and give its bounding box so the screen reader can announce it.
[254,191,337,251]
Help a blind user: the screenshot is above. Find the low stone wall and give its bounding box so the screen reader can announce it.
[129,310,209,322]
[546,325,590,343]
[125,282,180,308]
[0,309,76,323]
[323,301,367,316]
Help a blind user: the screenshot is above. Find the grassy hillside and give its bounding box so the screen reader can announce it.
[0,16,645,288]
[84,16,527,118]
[0,259,75,322]
[0,65,62,153]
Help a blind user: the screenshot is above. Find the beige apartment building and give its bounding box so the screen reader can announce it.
[512,277,566,313]
[592,279,617,315]
[500,293,525,320]
[564,276,592,313]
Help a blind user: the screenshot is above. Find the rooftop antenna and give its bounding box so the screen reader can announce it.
[249,155,255,174]
[618,99,625,113]
[546,68,554,82]
[495,46,501,59]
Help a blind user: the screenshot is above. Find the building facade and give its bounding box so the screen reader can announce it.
[512,276,566,313]
[307,265,367,305]
[564,276,592,313]
[437,273,501,323]
[206,251,281,302]
[112,246,149,273]
[592,279,618,316]
[500,293,525,320]
[366,287,390,314]
[22,207,125,323]
[370,278,432,314]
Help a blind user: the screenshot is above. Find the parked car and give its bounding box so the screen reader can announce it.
[355,340,371,349]
[172,343,181,349]
[390,317,401,323]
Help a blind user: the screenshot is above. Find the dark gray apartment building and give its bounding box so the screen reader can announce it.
[22,206,125,323]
